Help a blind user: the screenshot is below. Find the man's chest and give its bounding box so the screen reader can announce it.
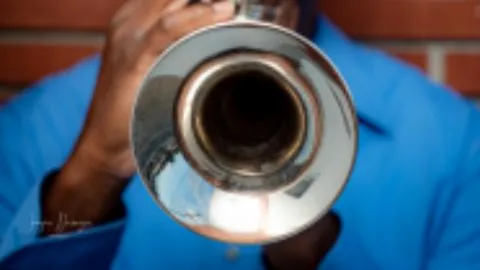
[323,125,441,270]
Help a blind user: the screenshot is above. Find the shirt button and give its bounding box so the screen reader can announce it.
[225,246,240,261]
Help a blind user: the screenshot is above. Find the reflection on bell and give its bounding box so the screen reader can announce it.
[209,191,266,234]
[130,0,358,244]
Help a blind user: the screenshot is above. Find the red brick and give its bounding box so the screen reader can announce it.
[0,0,123,30]
[388,51,427,71]
[320,0,480,40]
[446,53,480,96]
[2,0,479,39]
[0,43,101,86]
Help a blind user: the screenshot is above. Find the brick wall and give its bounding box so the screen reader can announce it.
[1,0,479,103]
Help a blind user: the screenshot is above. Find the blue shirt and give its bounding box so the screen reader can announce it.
[0,16,479,270]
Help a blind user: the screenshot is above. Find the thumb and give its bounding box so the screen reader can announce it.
[262,212,341,270]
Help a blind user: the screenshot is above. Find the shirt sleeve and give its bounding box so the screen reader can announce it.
[427,103,480,270]
[0,56,125,264]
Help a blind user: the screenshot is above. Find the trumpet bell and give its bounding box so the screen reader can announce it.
[131,20,357,244]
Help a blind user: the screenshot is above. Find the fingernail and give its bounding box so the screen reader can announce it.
[212,1,234,14]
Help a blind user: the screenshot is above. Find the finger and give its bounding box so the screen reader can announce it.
[112,0,174,39]
[133,0,192,39]
[141,0,233,55]
[161,0,190,15]
[130,0,182,35]
[262,212,341,270]
[111,0,144,27]
[131,1,233,75]
[159,0,234,39]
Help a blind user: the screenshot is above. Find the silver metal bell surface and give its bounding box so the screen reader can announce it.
[130,0,358,244]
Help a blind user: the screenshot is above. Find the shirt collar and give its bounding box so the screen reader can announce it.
[312,15,393,134]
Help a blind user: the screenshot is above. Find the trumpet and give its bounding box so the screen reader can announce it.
[130,0,357,244]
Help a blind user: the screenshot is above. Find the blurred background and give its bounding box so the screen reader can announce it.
[0,0,479,104]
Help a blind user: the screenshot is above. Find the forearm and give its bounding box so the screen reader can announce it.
[41,148,128,236]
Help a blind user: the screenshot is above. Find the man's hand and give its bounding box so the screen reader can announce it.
[263,212,341,270]
[75,0,235,180]
[41,0,234,235]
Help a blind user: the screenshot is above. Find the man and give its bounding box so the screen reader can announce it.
[0,0,479,269]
